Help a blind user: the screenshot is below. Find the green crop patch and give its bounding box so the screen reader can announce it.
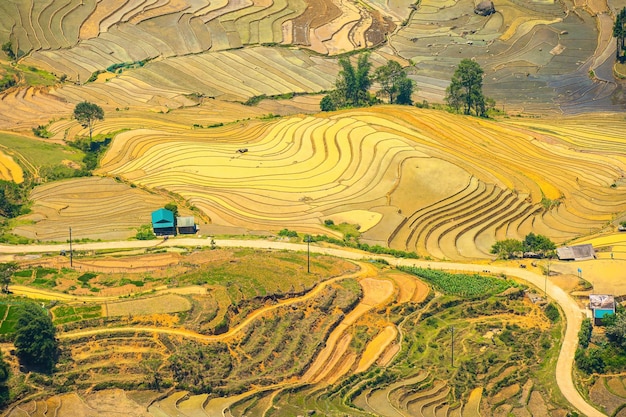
[0,132,83,171]
[78,272,97,284]
[0,303,24,334]
[399,267,513,297]
[35,267,57,278]
[52,304,101,325]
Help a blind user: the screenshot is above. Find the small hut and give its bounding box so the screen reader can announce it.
[177,216,197,234]
[589,294,616,326]
[152,208,176,236]
[556,244,596,261]
[474,1,495,16]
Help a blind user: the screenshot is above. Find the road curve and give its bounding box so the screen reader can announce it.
[0,238,604,416]
[59,262,371,343]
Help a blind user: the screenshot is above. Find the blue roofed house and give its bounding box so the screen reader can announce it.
[589,294,616,326]
[152,208,176,236]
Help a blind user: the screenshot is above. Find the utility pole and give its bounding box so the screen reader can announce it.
[306,235,311,273]
[69,227,73,268]
[451,326,455,367]
[543,258,550,299]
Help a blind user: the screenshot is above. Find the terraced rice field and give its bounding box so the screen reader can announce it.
[13,176,170,241]
[97,106,626,260]
[4,0,392,86]
[0,149,23,183]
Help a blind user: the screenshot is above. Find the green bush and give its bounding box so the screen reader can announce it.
[278,229,298,238]
[544,302,560,322]
[32,125,52,138]
[77,272,97,284]
[136,224,156,240]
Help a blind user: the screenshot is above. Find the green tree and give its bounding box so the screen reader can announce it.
[606,312,626,349]
[136,224,156,240]
[320,94,337,112]
[14,303,59,373]
[1,42,15,61]
[578,318,593,349]
[445,59,491,117]
[374,60,415,105]
[396,77,415,105]
[523,232,556,256]
[321,53,373,111]
[0,349,9,406]
[614,7,626,63]
[73,101,104,141]
[0,262,18,293]
[490,239,523,259]
[0,179,29,218]
[164,203,179,218]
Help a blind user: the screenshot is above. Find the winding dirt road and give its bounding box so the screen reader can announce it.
[57,262,370,343]
[0,238,604,416]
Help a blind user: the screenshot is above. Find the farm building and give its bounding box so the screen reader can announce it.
[556,244,596,261]
[589,294,616,326]
[177,216,197,234]
[152,208,176,236]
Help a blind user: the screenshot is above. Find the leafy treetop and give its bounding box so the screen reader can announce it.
[320,54,415,111]
[445,59,493,117]
[73,101,104,140]
[0,262,18,293]
[14,303,59,374]
[614,7,626,63]
[490,233,556,259]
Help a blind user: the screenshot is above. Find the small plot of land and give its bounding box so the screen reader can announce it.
[0,149,23,183]
[106,294,191,317]
[13,176,170,242]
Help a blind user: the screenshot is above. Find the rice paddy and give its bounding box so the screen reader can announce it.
[0,0,624,415]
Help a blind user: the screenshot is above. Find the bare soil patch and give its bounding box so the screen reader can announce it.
[106,294,191,317]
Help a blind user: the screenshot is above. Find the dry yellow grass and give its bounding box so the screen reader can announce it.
[106,294,191,317]
[464,387,483,417]
[354,325,397,373]
[0,150,23,183]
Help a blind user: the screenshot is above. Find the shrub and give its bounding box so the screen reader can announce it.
[32,125,52,138]
[578,318,592,348]
[278,229,298,238]
[136,224,156,240]
[544,302,560,322]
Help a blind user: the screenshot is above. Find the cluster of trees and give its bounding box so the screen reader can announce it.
[0,180,29,219]
[320,54,415,111]
[1,42,15,61]
[576,311,626,374]
[445,59,494,117]
[490,232,556,259]
[321,54,492,118]
[615,7,626,63]
[14,303,59,374]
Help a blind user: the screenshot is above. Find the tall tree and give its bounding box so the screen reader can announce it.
[73,101,104,141]
[321,53,373,111]
[445,59,491,117]
[614,7,626,63]
[0,262,18,293]
[14,303,59,373]
[0,349,9,407]
[374,60,415,105]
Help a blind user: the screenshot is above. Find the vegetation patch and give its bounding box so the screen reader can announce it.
[52,304,101,325]
[399,266,514,297]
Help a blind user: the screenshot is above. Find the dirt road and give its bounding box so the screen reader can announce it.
[0,238,604,416]
[59,262,369,343]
